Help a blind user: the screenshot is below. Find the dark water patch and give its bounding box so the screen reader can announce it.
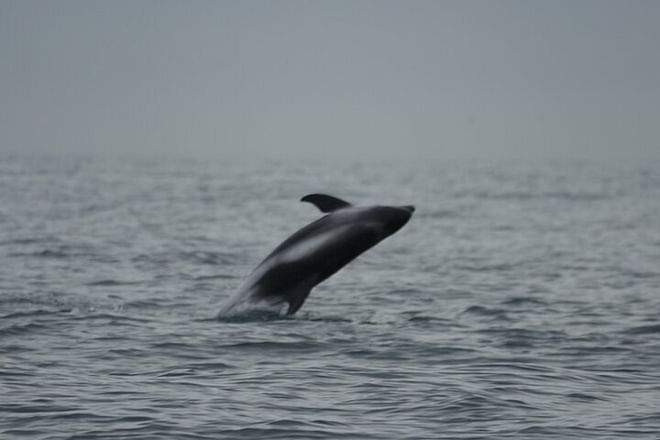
[122,299,161,309]
[221,339,325,353]
[502,296,549,307]
[216,426,362,440]
[1,429,48,438]
[461,305,512,321]
[622,413,660,427]
[448,361,567,385]
[456,391,531,411]
[566,392,607,402]
[622,323,660,335]
[0,344,36,355]
[139,341,218,360]
[0,308,67,319]
[131,252,174,268]
[0,366,37,378]
[465,361,559,374]
[341,347,397,361]
[34,249,70,259]
[406,314,453,326]
[620,269,660,279]
[0,321,50,337]
[85,279,146,287]
[193,316,226,323]
[406,314,444,322]
[15,244,101,259]
[179,250,236,265]
[0,403,79,414]
[404,343,479,359]
[0,236,62,246]
[99,347,151,359]
[185,361,234,370]
[573,369,659,385]
[557,344,631,359]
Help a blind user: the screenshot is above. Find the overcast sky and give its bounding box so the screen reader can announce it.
[1,0,658,160]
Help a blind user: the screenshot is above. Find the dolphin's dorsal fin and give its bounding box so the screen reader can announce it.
[300,194,352,213]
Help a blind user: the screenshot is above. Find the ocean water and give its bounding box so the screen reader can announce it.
[1,154,659,439]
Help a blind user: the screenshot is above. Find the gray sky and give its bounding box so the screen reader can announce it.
[1,0,659,160]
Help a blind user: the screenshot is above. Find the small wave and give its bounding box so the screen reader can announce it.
[216,426,351,440]
[217,309,286,323]
[132,250,237,267]
[150,341,196,351]
[34,249,69,258]
[461,305,511,321]
[216,418,357,439]
[179,250,228,265]
[621,269,660,279]
[0,321,48,337]
[68,312,152,325]
[298,314,353,323]
[405,314,458,331]
[122,299,161,308]
[157,368,198,377]
[474,328,567,350]
[457,262,517,272]
[407,315,451,324]
[10,246,98,259]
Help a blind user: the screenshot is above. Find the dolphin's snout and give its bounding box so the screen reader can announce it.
[401,205,415,214]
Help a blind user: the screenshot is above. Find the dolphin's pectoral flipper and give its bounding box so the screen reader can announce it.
[301,194,352,213]
[286,283,314,315]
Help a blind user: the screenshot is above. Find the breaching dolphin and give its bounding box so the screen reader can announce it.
[219,194,414,316]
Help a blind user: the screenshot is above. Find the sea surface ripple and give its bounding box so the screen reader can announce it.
[1,155,660,439]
